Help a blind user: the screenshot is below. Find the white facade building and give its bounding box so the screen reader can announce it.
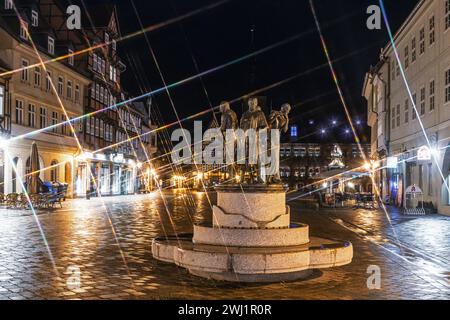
[363,0,450,215]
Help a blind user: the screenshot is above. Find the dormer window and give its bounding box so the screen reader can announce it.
[5,0,13,10]
[68,49,74,66]
[20,21,28,40]
[105,32,110,44]
[31,10,38,27]
[48,36,54,54]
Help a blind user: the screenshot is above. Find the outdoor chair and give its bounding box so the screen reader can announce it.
[5,193,19,208]
[18,193,30,209]
[30,194,42,209]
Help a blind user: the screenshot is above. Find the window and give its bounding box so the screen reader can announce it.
[21,59,29,82]
[446,0,450,30]
[446,69,450,103]
[68,49,74,66]
[419,27,425,55]
[34,66,41,87]
[430,80,435,111]
[75,84,80,104]
[391,106,395,129]
[411,37,416,62]
[412,93,417,119]
[404,99,409,124]
[48,37,54,54]
[57,76,64,96]
[67,80,72,100]
[46,71,52,92]
[28,104,36,128]
[31,10,38,27]
[429,16,435,46]
[39,107,47,129]
[112,39,117,52]
[15,100,24,125]
[290,125,298,137]
[105,32,109,44]
[50,160,58,181]
[5,0,13,10]
[420,87,426,116]
[396,104,400,127]
[0,85,4,116]
[404,46,409,69]
[51,111,58,133]
[20,21,28,40]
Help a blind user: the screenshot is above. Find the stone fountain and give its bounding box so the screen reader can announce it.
[151,98,353,282]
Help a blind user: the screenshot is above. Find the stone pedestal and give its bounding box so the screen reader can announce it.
[152,184,353,283]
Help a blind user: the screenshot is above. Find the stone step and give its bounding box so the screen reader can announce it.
[152,234,353,282]
[193,223,309,247]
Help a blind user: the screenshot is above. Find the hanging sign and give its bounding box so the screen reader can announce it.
[417,146,431,161]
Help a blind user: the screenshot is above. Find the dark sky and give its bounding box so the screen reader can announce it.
[86,0,418,143]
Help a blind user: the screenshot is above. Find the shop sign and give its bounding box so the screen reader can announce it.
[417,146,431,161]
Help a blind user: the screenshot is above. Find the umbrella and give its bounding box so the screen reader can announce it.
[27,142,41,194]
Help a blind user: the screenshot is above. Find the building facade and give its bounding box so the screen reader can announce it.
[0,0,158,198]
[0,0,89,196]
[279,142,372,192]
[363,0,450,214]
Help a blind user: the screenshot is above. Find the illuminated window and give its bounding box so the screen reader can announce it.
[290,125,297,137]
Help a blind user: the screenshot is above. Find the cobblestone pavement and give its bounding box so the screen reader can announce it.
[0,191,448,300]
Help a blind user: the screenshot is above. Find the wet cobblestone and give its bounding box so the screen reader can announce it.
[0,191,448,300]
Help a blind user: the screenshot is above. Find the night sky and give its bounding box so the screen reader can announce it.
[85,0,418,143]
